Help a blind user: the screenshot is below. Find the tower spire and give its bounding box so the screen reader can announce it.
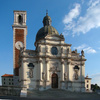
[46,10,48,16]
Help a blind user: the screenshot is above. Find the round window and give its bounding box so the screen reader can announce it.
[51,47,58,55]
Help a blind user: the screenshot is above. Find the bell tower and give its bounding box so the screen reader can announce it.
[12,11,27,85]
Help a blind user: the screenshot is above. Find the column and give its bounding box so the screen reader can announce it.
[14,13,16,23]
[21,62,26,87]
[23,14,25,23]
[67,62,71,81]
[80,63,85,92]
[46,60,49,81]
[25,14,26,23]
[16,14,18,23]
[61,60,64,81]
[81,63,85,81]
[39,60,43,81]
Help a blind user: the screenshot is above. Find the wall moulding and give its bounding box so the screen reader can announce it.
[23,60,38,63]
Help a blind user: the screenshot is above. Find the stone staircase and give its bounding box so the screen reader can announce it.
[27,89,100,99]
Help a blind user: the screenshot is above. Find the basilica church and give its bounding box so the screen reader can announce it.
[12,10,91,93]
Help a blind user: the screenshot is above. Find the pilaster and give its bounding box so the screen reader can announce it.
[46,60,49,81]
[67,61,71,81]
[61,59,64,81]
[39,59,43,81]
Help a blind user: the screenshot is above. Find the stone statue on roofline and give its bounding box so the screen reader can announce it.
[81,50,84,56]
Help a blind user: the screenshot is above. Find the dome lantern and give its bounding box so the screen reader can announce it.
[43,11,52,26]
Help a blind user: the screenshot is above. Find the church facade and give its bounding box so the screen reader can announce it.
[12,11,87,92]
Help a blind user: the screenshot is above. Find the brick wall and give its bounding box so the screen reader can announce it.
[15,29,24,76]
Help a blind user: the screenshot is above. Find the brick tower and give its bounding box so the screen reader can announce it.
[12,11,27,85]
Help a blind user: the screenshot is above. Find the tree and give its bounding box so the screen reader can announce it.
[91,84,100,92]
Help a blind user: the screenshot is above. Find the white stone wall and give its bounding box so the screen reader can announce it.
[2,77,13,86]
[19,34,86,92]
[85,79,91,91]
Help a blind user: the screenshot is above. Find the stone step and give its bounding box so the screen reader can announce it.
[27,89,100,99]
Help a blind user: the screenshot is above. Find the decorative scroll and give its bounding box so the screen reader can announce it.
[50,66,58,72]
[49,62,60,72]
[51,62,58,67]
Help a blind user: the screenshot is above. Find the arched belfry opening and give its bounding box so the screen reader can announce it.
[18,15,23,24]
[52,73,58,88]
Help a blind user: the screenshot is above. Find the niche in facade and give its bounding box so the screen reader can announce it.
[74,65,79,80]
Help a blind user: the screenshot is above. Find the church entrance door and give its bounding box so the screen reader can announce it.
[52,73,58,88]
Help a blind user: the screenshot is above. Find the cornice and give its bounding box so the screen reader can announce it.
[36,42,72,46]
[23,60,38,63]
[12,25,27,28]
[71,58,86,61]
[22,55,72,60]
[13,10,26,12]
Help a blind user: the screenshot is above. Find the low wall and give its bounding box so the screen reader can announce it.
[0,86,22,96]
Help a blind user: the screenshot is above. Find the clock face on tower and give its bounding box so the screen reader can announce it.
[15,41,24,50]
[51,47,58,55]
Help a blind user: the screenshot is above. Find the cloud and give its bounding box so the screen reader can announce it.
[73,0,100,35]
[73,44,86,50]
[63,3,81,24]
[63,0,100,36]
[84,47,96,53]
[90,73,100,86]
[88,0,100,7]
[74,44,96,54]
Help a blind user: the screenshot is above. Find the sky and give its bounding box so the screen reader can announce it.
[0,0,100,86]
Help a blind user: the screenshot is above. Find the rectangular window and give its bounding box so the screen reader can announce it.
[87,84,88,88]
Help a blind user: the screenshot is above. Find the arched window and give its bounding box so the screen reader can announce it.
[18,15,23,24]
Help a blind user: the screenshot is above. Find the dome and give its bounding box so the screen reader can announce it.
[36,12,59,41]
[36,26,59,41]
